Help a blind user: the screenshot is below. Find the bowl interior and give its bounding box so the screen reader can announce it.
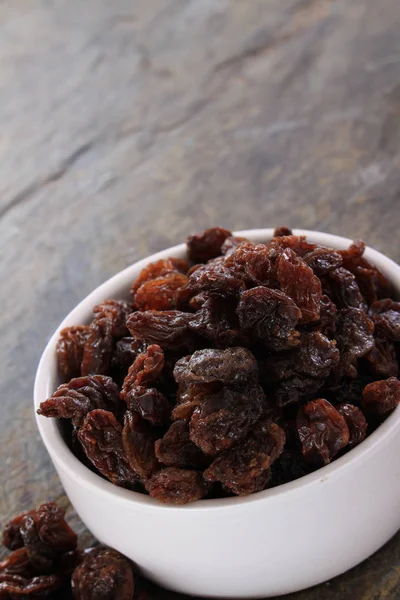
[34,229,400,510]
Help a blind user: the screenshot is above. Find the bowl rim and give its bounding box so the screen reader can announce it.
[34,228,400,512]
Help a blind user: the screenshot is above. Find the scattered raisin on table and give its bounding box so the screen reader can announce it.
[40,226,400,504]
[71,547,134,600]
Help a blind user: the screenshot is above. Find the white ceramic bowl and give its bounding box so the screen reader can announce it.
[34,229,400,598]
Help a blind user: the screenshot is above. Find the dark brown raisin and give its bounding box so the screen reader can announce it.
[171,383,217,421]
[188,262,245,297]
[127,310,195,349]
[131,258,188,295]
[237,287,301,349]
[134,273,189,311]
[371,298,400,341]
[336,308,374,377]
[81,318,114,376]
[271,235,316,257]
[277,248,322,323]
[203,419,285,495]
[124,386,170,426]
[225,243,273,286]
[93,300,132,339]
[122,412,159,479]
[155,420,208,469]
[145,468,208,504]
[317,294,337,338]
[337,404,367,448]
[120,345,164,400]
[296,399,349,466]
[37,375,121,428]
[362,377,400,421]
[174,347,258,385]
[78,410,138,489]
[187,227,232,263]
[364,336,399,378]
[71,547,134,600]
[0,570,67,596]
[221,235,250,256]
[324,267,366,310]
[304,248,343,276]
[188,295,249,348]
[273,226,292,237]
[111,337,148,385]
[57,325,92,382]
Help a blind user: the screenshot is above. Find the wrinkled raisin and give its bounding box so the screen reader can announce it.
[122,412,159,479]
[273,226,292,237]
[187,227,231,263]
[145,468,208,504]
[225,243,273,286]
[174,347,257,385]
[204,419,285,495]
[188,295,248,348]
[371,298,400,341]
[127,310,195,349]
[124,386,170,426]
[57,326,92,382]
[71,547,134,600]
[277,248,321,323]
[296,399,349,466]
[188,262,245,297]
[155,421,208,469]
[111,337,148,384]
[134,273,189,311]
[317,294,337,338]
[364,336,399,378]
[120,345,164,400]
[324,267,365,310]
[37,375,121,427]
[93,300,132,339]
[221,235,249,256]
[81,318,113,376]
[78,410,138,489]
[304,248,343,276]
[362,377,400,421]
[131,258,188,295]
[237,287,301,349]
[271,235,316,257]
[171,383,217,421]
[336,308,374,377]
[337,404,367,448]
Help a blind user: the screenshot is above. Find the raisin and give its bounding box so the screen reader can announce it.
[204,419,285,495]
[174,347,258,385]
[296,399,349,466]
[3,514,30,551]
[124,386,170,426]
[155,420,208,469]
[171,383,217,421]
[0,570,67,597]
[224,468,271,496]
[277,248,321,323]
[337,404,367,448]
[111,337,148,385]
[57,326,91,382]
[145,468,208,504]
[93,300,132,339]
[120,345,164,400]
[189,384,265,455]
[317,294,337,338]
[324,267,366,310]
[221,235,250,256]
[236,287,301,349]
[340,242,392,304]
[37,375,121,428]
[71,547,134,600]
[186,227,231,263]
[127,310,195,350]
[189,295,249,348]
[365,336,399,378]
[81,318,113,376]
[304,248,343,276]
[273,226,292,237]
[0,547,36,579]
[271,235,316,257]
[362,377,400,421]
[336,308,374,377]
[122,412,159,479]
[270,450,313,487]
[134,273,189,311]
[371,298,400,341]
[131,258,188,295]
[188,262,245,297]
[78,410,138,489]
[225,243,273,286]
[338,239,366,261]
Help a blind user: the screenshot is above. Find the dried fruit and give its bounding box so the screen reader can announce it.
[273,226,292,237]
[120,345,164,400]
[127,310,195,349]
[188,262,245,297]
[131,258,188,295]
[371,298,400,341]
[336,308,374,377]
[204,420,285,495]
[362,377,400,421]
[71,547,134,600]
[237,287,301,349]
[187,227,231,263]
[225,243,273,286]
[111,337,148,384]
[304,248,343,276]
[134,273,188,311]
[122,412,159,479]
[296,399,349,466]
[155,421,208,469]
[78,410,138,489]
[57,326,91,382]
[221,235,249,256]
[277,248,321,323]
[145,468,208,504]
[93,300,132,339]
[324,267,365,310]
[81,318,114,376]
[174,347,258,385]
[37,375,121,427]
[337,404,367,448]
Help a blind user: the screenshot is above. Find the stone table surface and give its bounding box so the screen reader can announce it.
[1,0,400,598]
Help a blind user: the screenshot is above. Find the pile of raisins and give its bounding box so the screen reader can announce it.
[0,501,136,599]
[38,227,400,504]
